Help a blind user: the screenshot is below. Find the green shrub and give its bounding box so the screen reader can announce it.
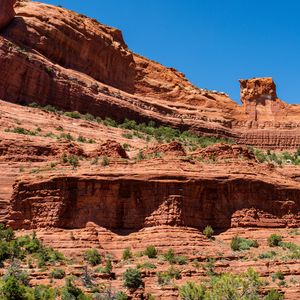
[204,258,216,276]
[203,225,214,239]
[84,249,102,266]
[268,234,283,247]
[175,256,188,265]
[50,268,65,279]
[179,281,206,300]
[68,155,79,169]
[103,117,118,127]
[103,259,112,274]
[122,133,133,139]
[28,102,40,108]
[36,247,64,267]
[136,150,145,161]
[137,262,156,270]
[179,268,262,299]
[18,233,42,254]
[144,245,157,259]
[123,268,142,289]
[265,289,284,300]
[122,248,133,261]
[102,156,110,166]
[258,251,277,259]
[77,136,87,143]
[231,235,259,251]
[272,271,285,281]
[83,113,95,122]
[1,275,27,300]
[43,105,59,113]
[289,228,299,236]
[45,66,55,76]
[122,143,130,151]
[115,291,128,300]
[64,111,81,119]
[163,249,176,264]
[146,293,155,300]
[157,266,181,286]
[0,224,15,242]
[33,285,57,300]
[61,278,87,300]
[59,133,75,141]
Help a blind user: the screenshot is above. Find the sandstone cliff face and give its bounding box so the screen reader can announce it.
[0,1,300,149]
[234,78,300,149]
[9,173,300,230]
[6,1,136,93]
[239,77,287,122]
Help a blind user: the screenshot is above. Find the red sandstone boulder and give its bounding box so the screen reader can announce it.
[95,140,128,158]
[0,0,15,29]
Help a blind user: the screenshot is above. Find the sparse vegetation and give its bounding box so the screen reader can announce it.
[61,153,80,168]
[137,262,156,270]
[265,289,284,300]
[253,148,300,165]
[179,268,262,300]
[68,155,79,169]
[258,251,277,259]
[25,103,234,150]
[50,268,65,279]
[203,225,214,239]
[64,111,81,119]
[268,234,283,247]
[122,248,133,261]
[84,249,102,266]
[272,271,285,281]
[231,235,259,251]
[4,127,40,136]
[161,249,188,265]
[144,245,158,259]
[101,156,110,166]
[123,268,142,289]
[157,266,181,286]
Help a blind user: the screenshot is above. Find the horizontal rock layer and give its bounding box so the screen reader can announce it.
[9,174,300,230]
[0,2,300,148]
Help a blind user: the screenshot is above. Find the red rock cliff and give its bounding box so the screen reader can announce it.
[0,1,300,148]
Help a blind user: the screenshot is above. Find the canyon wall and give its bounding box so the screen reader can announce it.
[0,1,300,149]
[9,175,300,231]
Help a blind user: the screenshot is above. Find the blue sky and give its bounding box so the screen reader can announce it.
[41,0,300,104]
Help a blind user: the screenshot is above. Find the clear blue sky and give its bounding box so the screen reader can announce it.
[41,0,300,104]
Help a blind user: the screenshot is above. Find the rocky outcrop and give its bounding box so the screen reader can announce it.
[192,143,256,160]
[94,140,128,159]
[239,78,288,122]
[0,2,300,150]
[0,139,86,161]
[8,172,300,230]
[0,0,15,30]
[144,141,186,157]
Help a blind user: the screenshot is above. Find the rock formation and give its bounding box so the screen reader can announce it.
[0,1,299,149]
[0,2,299,298]
[8,170,300,230]
[0,0,15,29]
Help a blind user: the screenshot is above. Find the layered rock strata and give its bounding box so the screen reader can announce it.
[0,1,300,148]
[8,171,300,230]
